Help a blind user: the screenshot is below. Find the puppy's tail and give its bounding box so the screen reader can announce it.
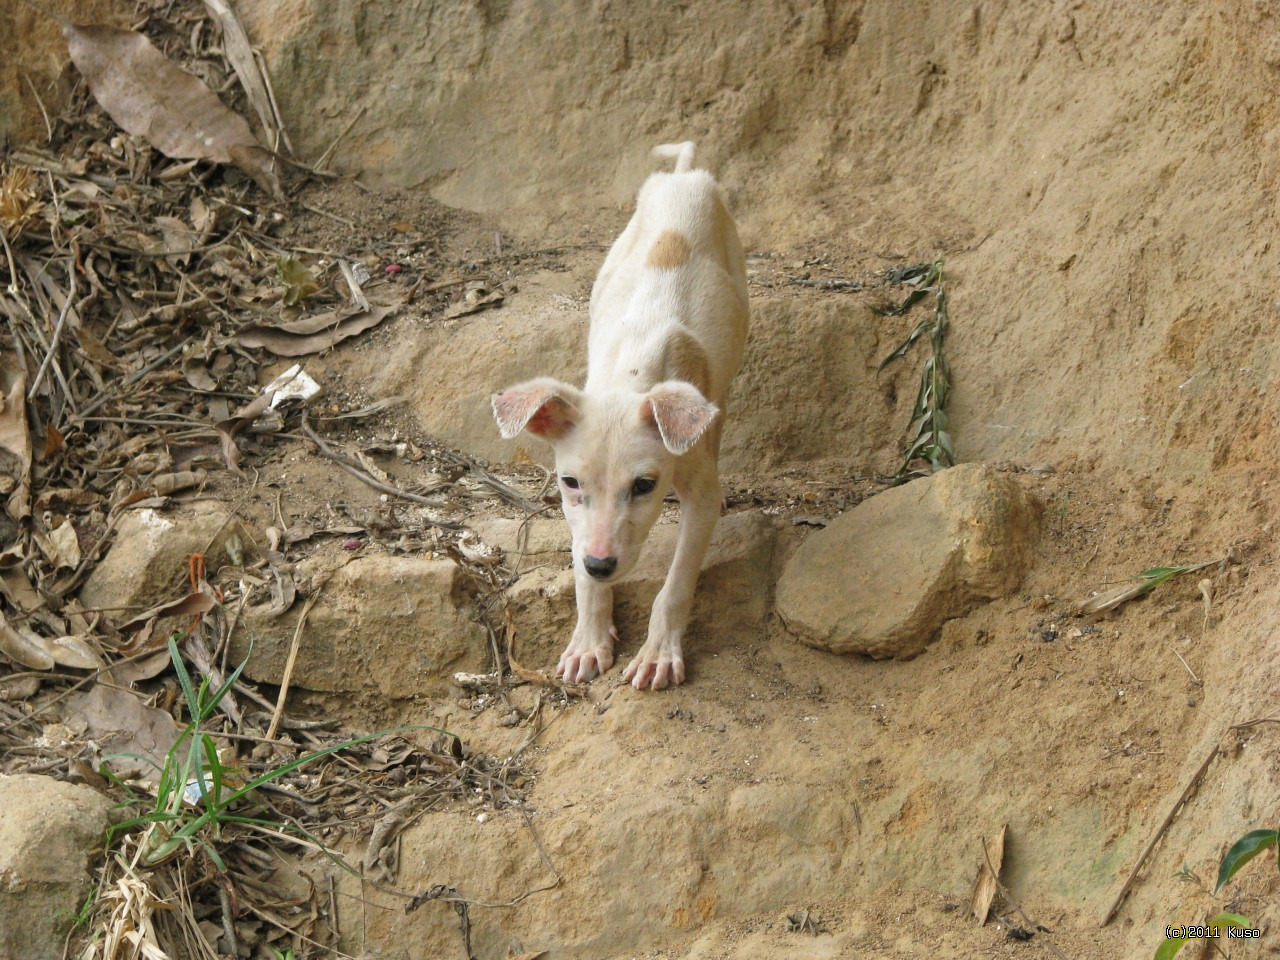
[651,141,697,174]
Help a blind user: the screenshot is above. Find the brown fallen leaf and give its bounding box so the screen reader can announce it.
[444,281,506,319]
[0,560,45,614]
[38,422,64,460]
[236,301,401,356]
[214,391,274,478]
[118,591,218,641]
[154,215,197,263]
[40,9,282,198]
[0,369,32,522]
[0,609,54,670]
[971,824,1007,925]
[34,487,103,510]
[103,647,172,687]
[47,634,105,670]
[33,518,81,569]
[65,683,182,771]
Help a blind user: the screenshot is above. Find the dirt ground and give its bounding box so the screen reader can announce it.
[3,1,1280,959]
[243,182,1280,960]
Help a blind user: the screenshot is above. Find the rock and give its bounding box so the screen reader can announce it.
[776,464,1040,659]
[505,511,778,671]
[505,565,577,669]
[614,511,779,648]
[468,516,571,560]
[231,554,488,698]
[341,270,587,472]
[78,502,247,611]
[0,774,113,960]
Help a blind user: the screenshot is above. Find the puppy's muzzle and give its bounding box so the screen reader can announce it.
[583,555,618,580]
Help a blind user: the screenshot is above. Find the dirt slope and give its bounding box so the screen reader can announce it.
[4,1,1280,958]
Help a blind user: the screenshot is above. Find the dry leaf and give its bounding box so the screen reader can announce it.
[237,301,401,356]
[0,369,32,522]
[34,487,103,510]
[0,609,54,670]
[0,563,45,614]
[118,591,218,639]
[971,824,1007,925]
[61,21,282,198]
[154,215,196,263]
[214,391,274,478]
[1078,581,1148,615]
[445,282,505,319]
[182,355,217,391]
[34,518,82,569]
[47,634,105,670]
[39,422,65,460]
[202,0,289,152]
[65,683,182,770]
[103,647,172,687]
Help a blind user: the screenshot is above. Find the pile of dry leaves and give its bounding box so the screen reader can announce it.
[1,2,551,957]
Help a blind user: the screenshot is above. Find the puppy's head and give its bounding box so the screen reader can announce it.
[492,378,716,582]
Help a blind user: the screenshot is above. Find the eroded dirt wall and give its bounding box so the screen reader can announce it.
[234,0,1280,490]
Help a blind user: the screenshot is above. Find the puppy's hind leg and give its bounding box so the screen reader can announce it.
[557,569,617,683]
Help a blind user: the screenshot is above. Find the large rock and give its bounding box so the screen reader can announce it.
[231,554,488,698]
[776,464,1040,659]
[78,502,247,611]
[505,510,778,671]
[0,774,113,960]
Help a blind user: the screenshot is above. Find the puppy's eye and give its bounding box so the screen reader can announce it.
[561,476,580,490]
[631,477,657,496]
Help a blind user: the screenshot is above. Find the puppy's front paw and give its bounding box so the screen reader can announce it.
[556,624,618,683]
[622,633,686,691]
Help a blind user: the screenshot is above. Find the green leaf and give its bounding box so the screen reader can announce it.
[1215,829,1279,892]
[1207,911,1252,928]
[877,315,934,372]
[1153,933,1187,960]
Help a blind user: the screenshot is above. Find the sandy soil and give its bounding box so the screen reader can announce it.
[4,1,1280,958]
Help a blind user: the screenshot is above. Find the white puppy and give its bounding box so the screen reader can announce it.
[493,142,748,690]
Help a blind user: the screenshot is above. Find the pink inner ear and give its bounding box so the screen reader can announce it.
[495,387,578,440]
[645,389,717,454]
[527,398,571,438]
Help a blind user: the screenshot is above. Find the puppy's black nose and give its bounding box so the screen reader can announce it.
[583,555,617,579]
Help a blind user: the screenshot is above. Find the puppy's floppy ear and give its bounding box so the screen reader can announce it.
[492,378,581,441]
[642,380,718,455]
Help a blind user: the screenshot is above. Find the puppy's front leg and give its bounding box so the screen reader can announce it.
[557,565,617,683]
[624,466,720,690]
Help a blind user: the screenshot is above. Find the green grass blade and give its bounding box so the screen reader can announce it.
[201,646,250,721]
[149,725,446,863]
[1215,829,1279,892]
[168,635,200,721]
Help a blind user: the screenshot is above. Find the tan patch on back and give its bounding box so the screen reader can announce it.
[664,330,711,397]
[646,229,691,269]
